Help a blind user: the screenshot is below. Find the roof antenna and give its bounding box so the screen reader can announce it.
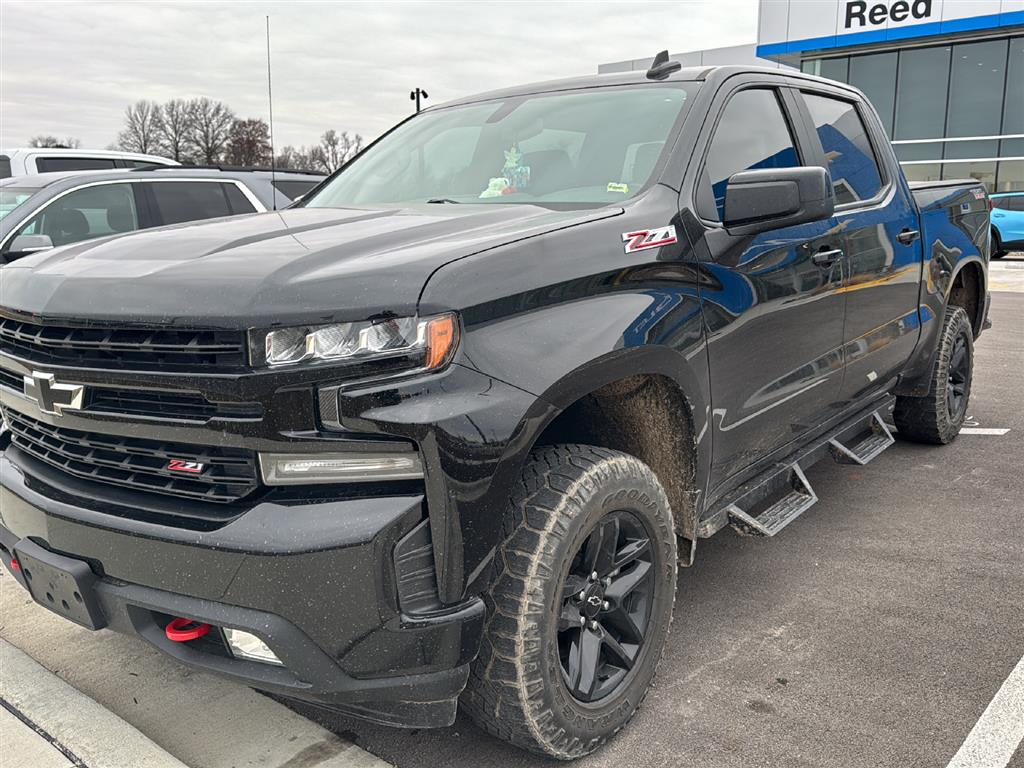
[646,50,682,80]
[265,15,277,211]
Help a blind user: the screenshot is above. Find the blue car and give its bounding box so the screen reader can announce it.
[991,192,1024,259]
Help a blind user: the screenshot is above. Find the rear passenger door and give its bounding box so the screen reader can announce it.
[693,82,847,486]
[796,89,922,403]
[141,180,261,227]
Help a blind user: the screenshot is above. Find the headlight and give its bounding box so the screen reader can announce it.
[258,313,459,371]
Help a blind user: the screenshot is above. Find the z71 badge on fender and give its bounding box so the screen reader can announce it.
[622,225,678,254]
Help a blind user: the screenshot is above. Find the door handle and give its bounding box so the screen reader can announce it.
[812,247,843,268]
[897,228,920,245]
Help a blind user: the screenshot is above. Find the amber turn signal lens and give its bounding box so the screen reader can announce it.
[425,314,459,369]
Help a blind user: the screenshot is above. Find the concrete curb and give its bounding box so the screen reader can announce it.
[0,638,189,768]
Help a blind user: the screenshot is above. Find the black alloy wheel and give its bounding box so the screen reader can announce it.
[462,444,677,759]
[557,510,654,703]
[946,332,970,422]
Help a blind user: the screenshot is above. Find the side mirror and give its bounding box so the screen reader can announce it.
[722,167,834,235]
[7,234,54,256]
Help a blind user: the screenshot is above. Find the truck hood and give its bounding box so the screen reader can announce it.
[0,205,619,328]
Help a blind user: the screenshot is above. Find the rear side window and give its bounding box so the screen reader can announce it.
[148,181,254,225]
[35,157,118,173]
[993,195,1024,211]
[223,183,258,214]
[272,180,318,200]
[703,89,800,220]
[0,156,11,179]
[803,93,883,205]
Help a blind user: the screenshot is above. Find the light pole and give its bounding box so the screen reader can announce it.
[410,88,429,113]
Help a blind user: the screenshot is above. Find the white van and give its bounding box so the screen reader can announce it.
[0,148,178,177]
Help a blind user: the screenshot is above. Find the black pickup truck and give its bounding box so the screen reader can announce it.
[0,57,990,759]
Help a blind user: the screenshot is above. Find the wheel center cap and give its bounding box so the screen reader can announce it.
[582,584,605,618]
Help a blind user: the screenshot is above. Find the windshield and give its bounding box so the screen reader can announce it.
[0,186,40,220]
[305,85,694,208]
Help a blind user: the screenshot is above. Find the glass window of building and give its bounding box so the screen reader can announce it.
[997,161,1024,192]
[803,93,883,204]
[941,161,996,189]
[848,52,897,137]
[1002,38,1024,140]
[802,57,849,83]
[893,46,950,141]
[944,39,1009,160]
[902,163,942,184]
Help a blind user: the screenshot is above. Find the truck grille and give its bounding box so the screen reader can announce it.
[0,315,246,370]
[0,368,260,423]
[5,410,259,504]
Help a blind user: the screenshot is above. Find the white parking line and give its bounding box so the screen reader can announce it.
[959,428,1011,435]
[945,654,1024,768]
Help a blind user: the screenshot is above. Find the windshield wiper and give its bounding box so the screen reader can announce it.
[426,198,461,204]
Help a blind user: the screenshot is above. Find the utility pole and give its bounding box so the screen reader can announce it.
[410,88,429,113]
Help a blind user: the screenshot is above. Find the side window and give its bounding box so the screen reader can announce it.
[803,93,883,205]
[16,183,139,247]
[148,181,236,225]
[272,180,318,201]
[704,89,800,220]
[1009,196,1024,212]
[35,157,118,173]
[222,183,258,214]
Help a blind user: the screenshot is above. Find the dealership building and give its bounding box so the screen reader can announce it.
[601,0,1024,191]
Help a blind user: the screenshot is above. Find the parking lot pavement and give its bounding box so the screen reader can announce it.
[989,252,1024,293]
[0,583,390,767]
[292,289,1024,767]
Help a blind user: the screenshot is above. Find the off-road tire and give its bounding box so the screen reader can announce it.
[894,306,973,444]
[461,444,677,760]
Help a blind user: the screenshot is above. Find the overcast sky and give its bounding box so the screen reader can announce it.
[0,0,757,152]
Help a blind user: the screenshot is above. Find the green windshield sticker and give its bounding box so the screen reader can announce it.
[607,182,629,194]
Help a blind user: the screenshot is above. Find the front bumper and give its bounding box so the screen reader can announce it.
[0,451,484,728]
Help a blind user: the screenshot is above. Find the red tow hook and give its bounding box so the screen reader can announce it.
[165,617,212,642]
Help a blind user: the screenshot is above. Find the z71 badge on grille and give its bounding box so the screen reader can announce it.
[167,459,205,473]
[621,226,678,254]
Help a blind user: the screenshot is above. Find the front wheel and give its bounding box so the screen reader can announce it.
[462,444,677,759]
[894,306,974,444]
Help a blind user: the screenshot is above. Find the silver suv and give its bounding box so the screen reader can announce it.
[0,167,325,262]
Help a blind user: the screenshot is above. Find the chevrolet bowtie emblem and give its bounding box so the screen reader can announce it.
[23,371,85,416]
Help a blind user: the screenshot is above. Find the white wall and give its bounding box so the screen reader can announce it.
[598,44,792,74]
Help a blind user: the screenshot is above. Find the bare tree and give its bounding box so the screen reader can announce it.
[188,98,235,164]
[159,99,196,163]
[27,135,81,148]
[225,118,272,166]
[317,129,363,172]
[117,101,164,154]
[274,145,303,170]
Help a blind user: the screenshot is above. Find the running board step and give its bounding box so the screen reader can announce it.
[828,411,894,466]
[727,464,817,537]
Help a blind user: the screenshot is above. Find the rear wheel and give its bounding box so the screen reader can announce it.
[894,306,973,444]
[991,227,1006,259]
[462,445,677,759]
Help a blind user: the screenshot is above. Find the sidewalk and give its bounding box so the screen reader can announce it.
[0,571,391,768]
